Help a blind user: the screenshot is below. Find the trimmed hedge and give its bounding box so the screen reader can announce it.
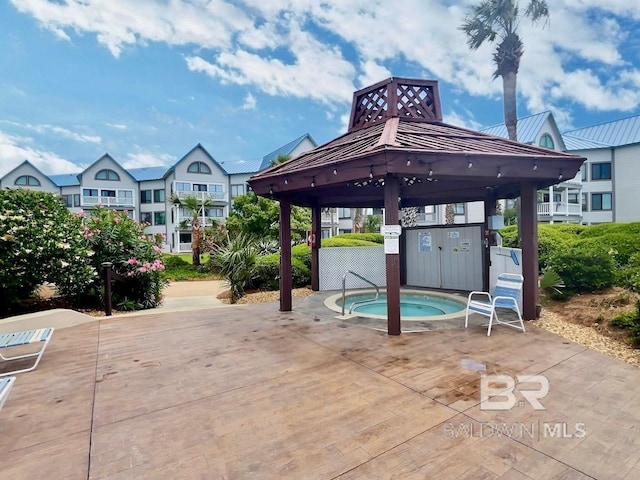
[546,243,615,293]
[329,233,384,244]
[253,253,310,290]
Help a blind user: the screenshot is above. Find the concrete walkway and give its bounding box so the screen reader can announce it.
[0,280,229,333]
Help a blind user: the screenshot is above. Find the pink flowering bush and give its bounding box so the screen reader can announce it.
[81,206,166,310]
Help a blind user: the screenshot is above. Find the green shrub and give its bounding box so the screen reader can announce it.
[617,252,640,292]
[611,301,640,348]
[0,189,96,315]
[547,243,615,293]
[499,225,518,247]
[253,253,310,291]
[330,233,384,244]
[579,222,640,239]
[500,224,581,270]
[577,233,640,268]
[292,243,311,268]
[209,234,259,303]
[322,237,380,247]
[162,255,189,269]
[82,206,167,310]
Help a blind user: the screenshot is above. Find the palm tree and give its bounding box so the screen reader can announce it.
[170,194,213,266]
[460,0,549,141]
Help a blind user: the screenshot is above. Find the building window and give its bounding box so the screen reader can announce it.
[101,189,116,198]
[73,194,81,207]
[591,193,612,211]
[95,169,120,181]
[246,184,253,193]
[581,165,587,181]
[153,189,165,203]
[206,207,224,218]
[321,229,331,239]
[568,193,579,204]
[187,161,211,174]
[154,211,166,225]
[231,184,244,198]
[61,195,73,207]
[193,183,208,192]
[539,134,555,150]
[175,182,190,192]
[453,203,465,215]
[582,193,588,211]
[15,175,41,186]
[83,188,98,197]
[140,212,152,225]
[179,232,192,243]
[141,190,152,203]
[338,208,351,218]
[591,163,611,180]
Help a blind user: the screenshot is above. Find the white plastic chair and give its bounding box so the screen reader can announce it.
[0,377,16,411]
[0,328,54,376]
[465,273,526,336]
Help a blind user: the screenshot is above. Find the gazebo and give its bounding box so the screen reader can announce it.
[249,77,585,335]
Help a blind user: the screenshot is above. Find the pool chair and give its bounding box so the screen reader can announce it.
[0,328,55,377]
[465,273,525,336]
[0,377,16,411]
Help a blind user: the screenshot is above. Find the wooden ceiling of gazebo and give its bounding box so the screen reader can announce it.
[249,78,585,208]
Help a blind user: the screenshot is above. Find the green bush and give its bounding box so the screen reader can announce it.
[322,237,380,247]
[547,243,615,293]
[208,234,259,303]
[253,253,310,291]
[577,233,640,268]
[611,301,640,348]
[162,255,189,268]
[330,233,384,244]
[82,206,167,310]
[578,222,640,239]
[292,243,311,268]
[499,225,518,247]
[0,189,96,315]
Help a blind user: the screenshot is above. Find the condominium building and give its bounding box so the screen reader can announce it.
[0,134,316,252]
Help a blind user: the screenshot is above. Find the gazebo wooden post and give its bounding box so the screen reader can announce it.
[384,175,401,335]
[311,205,321,291]
[520,182,539,320]
[279,199,292,312]
[483,193,497,291]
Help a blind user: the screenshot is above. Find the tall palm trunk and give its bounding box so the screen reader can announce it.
[502,71,518,141]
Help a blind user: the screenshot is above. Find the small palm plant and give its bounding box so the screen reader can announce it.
[209,234,259,303]
[539,267,565,297]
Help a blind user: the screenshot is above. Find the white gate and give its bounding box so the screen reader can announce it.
[405,225,483,291]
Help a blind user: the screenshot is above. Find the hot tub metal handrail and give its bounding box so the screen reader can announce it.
[341,270,379,316]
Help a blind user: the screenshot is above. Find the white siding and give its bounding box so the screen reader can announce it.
[1,163,58,193]
[611,144,640,223]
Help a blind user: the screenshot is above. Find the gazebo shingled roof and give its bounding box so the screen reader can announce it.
[248,77,586,335]
[250,78,584,208]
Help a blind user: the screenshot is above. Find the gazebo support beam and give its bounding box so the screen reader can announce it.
[520,182,539,320]
[279,199,292,312]
[311,205,321,291]
[483,193,498,291]
[384,175,401,335]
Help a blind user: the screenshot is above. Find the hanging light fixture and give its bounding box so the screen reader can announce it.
[468,159,473,169]
[558,169,564,181]
[428,164,433,177]
[369,165,374,179]
[311,176,315,188]
[496,168,502,179]
[533,162,538,171]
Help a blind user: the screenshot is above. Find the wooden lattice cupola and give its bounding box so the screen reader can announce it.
[348,77,442,132]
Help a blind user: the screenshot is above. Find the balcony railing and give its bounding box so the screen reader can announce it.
[178,242,192,252]
[83,196,135,207]
[416,212,437,224]
[174,191,226,202]
[537,202,582,216]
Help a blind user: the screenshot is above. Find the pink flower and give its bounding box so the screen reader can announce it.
[113,216,120,224]
[139,266,147,273]
[153,245,162,253]
[127,271,134,277]
[127,258,139,265]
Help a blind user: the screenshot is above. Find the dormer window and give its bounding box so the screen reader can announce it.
[539,134,555,150]
[187,161,212,174]
[95,169,120,181]
[15,175,41,186]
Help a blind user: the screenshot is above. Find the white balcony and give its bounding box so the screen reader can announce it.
[83,196,135,207]
[537,202,582,217]
[174,191,226,202]
[415,212,437,224]
[178,242,192,252]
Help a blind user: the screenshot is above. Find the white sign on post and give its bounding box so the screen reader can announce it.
[381,225,401,255]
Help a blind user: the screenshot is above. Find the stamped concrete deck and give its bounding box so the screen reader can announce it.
[1,296,639,479]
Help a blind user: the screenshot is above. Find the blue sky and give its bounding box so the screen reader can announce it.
[1,0,639,177]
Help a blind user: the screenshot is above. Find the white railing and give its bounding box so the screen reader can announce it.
[175,191,226,202]
[416,212,437,224]
[177,216,223,225]
[537,203,582,216]
[83,196,135,207]
[178,242,192,252]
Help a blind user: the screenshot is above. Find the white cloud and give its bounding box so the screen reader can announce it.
[241,93,257,110]
[123,151,174,169]
[105,122,127,130]
[0,120,101,144]
[0,130,81,177]
[9,0,640,123]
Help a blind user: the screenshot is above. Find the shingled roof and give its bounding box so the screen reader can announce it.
[249,77,585,208]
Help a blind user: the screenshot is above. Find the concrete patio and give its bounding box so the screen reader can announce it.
[1,295,639,479]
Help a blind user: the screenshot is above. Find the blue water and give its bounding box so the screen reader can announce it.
[340,293,464,317]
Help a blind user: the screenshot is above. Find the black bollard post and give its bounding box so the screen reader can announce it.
[102,262,113,316]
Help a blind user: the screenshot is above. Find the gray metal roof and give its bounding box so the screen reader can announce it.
[48,173,80,187]
[480,111,550,144]
[128,167,168,181]
[562,135,610,151]
[562,114,640,148]
[222,159,263,175]
[259,133,316,170]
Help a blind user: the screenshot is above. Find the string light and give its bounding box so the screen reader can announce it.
[496,168,502,179]
[533,163,538,171]
[558,169,564,181]
[468,160,473,169]
[311,176,315,188]
[428,164,433,177]
[407,159,411,166]
[369,165,374,179]
[284,177,288,185]
[269,185,274,195]
[333,166,338,175]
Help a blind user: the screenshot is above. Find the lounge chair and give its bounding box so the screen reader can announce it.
[0,376,16,410]
[465,273,525,336]
[0,328,55,376]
